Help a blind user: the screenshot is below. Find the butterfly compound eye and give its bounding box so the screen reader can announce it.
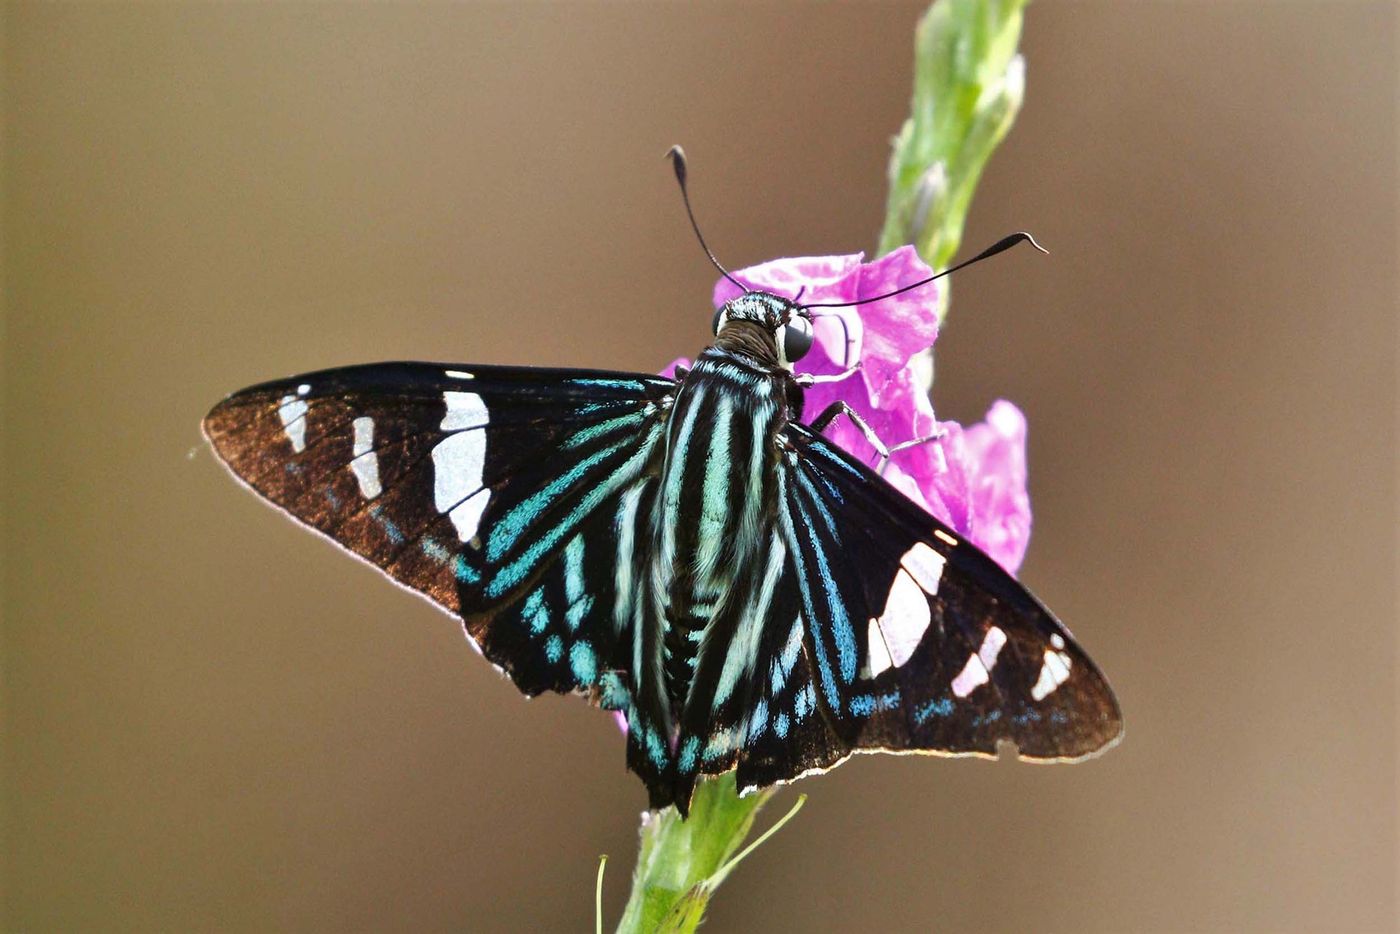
[781,316,814,363]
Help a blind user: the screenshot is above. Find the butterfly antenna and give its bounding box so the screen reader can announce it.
[667,145,747,294]
[803,232,1048,309]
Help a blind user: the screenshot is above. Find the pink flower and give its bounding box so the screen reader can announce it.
[665,247,1033,576]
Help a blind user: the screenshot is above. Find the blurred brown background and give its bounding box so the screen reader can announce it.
[4,2,1395,931]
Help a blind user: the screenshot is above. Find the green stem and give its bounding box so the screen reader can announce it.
[614,774,784,934]
[877,0,1029,323]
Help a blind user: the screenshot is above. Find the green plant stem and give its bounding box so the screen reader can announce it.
[613,774,781,934]
[877,0,1029,324]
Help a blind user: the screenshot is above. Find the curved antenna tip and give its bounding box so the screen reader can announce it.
[1016,231,1049,255]
[665,146,745,294]
[666,145,688,183]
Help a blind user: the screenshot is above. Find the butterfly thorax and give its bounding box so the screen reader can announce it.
[651,342,790,720]
[710,316,781,366]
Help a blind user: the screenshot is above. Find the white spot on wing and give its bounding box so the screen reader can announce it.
[1031,644,1074,701]
[350,416,382,499]
[277,394,308,453]
[441,391,489,431]
[950,627,1008,698]
[296,383,311,396]
[979,626,1007,669]
[873,569,930,672]
[449,487,491,542]
[950,655,987,698]
[445,369,474,380]
[900,541,946,596]
[934,529,958,548]
[866,618,894,677]
[433,391,490,541]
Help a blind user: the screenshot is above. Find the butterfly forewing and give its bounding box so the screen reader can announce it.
[203,362,675,697]
[764,423,1122,778]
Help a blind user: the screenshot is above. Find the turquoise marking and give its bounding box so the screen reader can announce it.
[567,377,643,392]
[782,497,842,712]
[794,683,813,719]
[611,482,645,637]
[659,387,705,565]
[1050,710,1068,725]
[569,640,597,685]
[323,486,341,509]
[774,712,790,738]
[971,709,1002,727]
[770,621,803,695]
[563,536,587,630]
[678,736,700,773]
[850,691,900,717]
[523,589,549,635]
[810,441,864,481]
[545,634,563,664]
[369,505,405,544]
[564,594,594,634]
[915,697,955,724]
[747,698,769,739]
[487,427,659,599]
[800,497,857,682]
[560,411,645,450]
[284,462,303,475]
[703,732,731,763]
[598,672,630,710]
[1012,709,1042,726]
[695,395,733,571]
[487,436,631,563]
[795,469,840,538]
[780,620,802,672]
[781,468,856,699]
[451,554,479,583]
[645,727,668,768]
[420,537,451,563]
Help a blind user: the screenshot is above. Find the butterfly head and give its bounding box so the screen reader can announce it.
[711,291,814,371]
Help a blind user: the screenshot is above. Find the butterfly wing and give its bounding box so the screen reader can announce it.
[732,421,1122,792]
[203,362,675,699]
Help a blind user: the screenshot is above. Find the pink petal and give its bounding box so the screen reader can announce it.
[712,254,864,308]
[853,246,941,393]
[659,357,691,380]
[960,400,1032,574]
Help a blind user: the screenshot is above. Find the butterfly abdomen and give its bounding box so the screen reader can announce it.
[651,351,785,717]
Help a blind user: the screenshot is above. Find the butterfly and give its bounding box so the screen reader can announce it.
[204,150,1122,816]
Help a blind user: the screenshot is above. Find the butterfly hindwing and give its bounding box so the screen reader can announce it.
[203,362,675,698]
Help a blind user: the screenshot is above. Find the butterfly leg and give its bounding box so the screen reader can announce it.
[795,361,861,387]
[807,401,946,474]
[807,401,890,459]
[876,431,947,476]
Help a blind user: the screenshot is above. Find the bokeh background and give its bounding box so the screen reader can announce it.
[4,3,1396,931]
